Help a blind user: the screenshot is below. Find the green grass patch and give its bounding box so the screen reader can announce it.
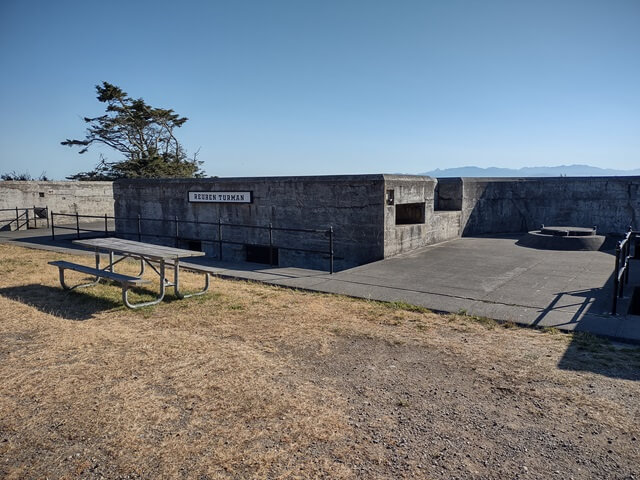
[384,300,431,314]
[541,326,561,335]
[571,332,610,352]
[469,315,498,329]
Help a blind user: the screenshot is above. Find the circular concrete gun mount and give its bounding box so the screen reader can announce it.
[518,226,606,251]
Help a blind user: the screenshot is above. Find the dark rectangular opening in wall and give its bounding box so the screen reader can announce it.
[386,189,395,205]
[186,239,202,252]
[395,203,425,225]
[246,244,279,265]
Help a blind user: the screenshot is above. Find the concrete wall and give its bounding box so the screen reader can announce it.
[0,181,114,225]
[114,174,463,270]
[110,174,640,271]
[382,175,461,257]
[434,177,463,211]
[114,176,387,271]
[456,176,640,236]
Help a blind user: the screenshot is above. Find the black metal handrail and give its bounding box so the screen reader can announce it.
[50,211,335,273]
[612,226,638,314]
[0,206,49,231]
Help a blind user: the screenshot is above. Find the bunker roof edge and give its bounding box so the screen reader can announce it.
[114,173,436,185]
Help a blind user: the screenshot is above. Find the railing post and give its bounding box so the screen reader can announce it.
[75,211,80,239]
[33,205,37,229]
[51,212,55,240]
[105,214,109,237]
[218,217,222,260]
[25,209,29,230]
[268,223,273,266]
[175,215,179,247]
[329,226,334,274]
[620,273,625,299]
[137,214,142,242]
[613,242,620,314]
[625,237,631,284]
[15,207,19,231]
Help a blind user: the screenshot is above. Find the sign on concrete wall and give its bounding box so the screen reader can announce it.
[188,191,253,203]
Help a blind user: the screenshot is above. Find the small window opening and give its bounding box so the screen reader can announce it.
[39,192,45,198]
[386,189,395,205]
[246,244,279,265]
[395,203,425,225]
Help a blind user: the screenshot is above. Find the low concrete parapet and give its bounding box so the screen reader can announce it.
[0,181,114,224]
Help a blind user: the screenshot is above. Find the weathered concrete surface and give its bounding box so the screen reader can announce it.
[457,176,640,236]
[0,181,114,224]
[267,235,639,343]
[434,177,463,211]
[114,175,464,271]
[517,230,607,251]
[114,175,388,271]
[383,176,461,257]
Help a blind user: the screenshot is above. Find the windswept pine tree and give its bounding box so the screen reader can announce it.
[62,82,204,180]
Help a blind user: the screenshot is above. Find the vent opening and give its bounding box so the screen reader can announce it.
[185,239,202,252]
[246,244,279,265]
[395,203,425,225]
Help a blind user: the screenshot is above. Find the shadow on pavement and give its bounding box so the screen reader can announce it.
[531,287,613,328]
[0,284,121,321]
[0,220,113,253]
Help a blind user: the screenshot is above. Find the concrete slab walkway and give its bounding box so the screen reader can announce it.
[3,227,639,343]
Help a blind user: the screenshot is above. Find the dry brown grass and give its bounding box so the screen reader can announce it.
[1,244,639,479]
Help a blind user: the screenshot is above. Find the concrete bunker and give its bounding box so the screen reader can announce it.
[112,175,462,271]
[108,174,639,271]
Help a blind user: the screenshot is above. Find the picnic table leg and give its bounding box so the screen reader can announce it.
[174,259,210,299]
[95,250,101,277]
[122,259,166,309]
[137,257,146,277]
[56,266,100,291]
[174,258,182,298]
[109,252,114,273]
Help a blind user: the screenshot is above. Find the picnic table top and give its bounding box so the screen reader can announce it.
[73,237,206,261]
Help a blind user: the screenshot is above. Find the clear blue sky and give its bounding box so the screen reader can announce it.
[1,0,638,179]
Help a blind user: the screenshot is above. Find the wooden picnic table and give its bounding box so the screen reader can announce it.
[50,237,209,308]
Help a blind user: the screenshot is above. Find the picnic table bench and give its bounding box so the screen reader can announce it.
[49,260,152,305]
[49,237,210,308]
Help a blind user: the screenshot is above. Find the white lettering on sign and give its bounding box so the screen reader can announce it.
[188,191,252,203]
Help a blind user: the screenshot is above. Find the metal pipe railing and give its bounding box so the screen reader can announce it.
[612,226,638,314]
[0,206,48,231]
[49,211,335,273]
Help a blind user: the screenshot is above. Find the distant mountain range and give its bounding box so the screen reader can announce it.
[421,164,640,178]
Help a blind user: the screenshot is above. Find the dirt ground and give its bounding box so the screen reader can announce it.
[0,244,639,480]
